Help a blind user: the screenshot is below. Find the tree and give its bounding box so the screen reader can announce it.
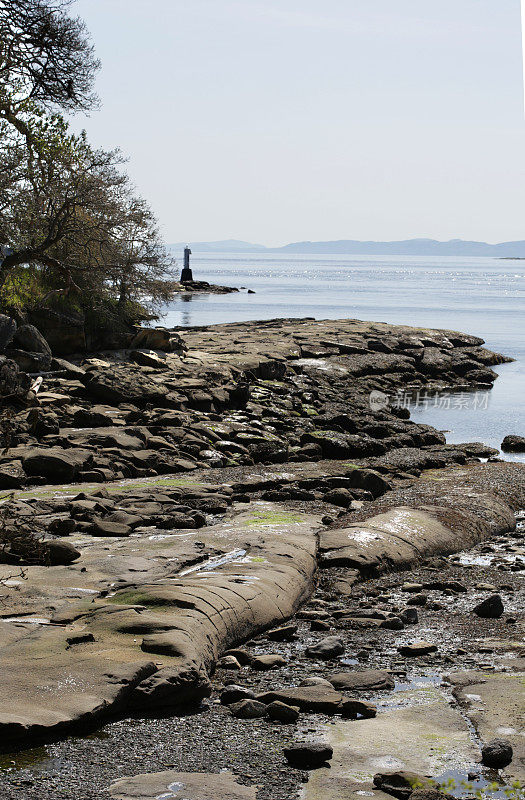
[0,0,177,322]
[108,193,178,318]
[0,0,99,113]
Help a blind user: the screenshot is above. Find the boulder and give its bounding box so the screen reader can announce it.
[0,357,31,397]
[398,641,438,657]
[81,365,170,405]
[501,435,525,453]
[481,738,513,769]
[0,460,26,489]
[251,654,287,670]
[373,771,437,799]
[266,624,297,641]
[326,669,395,692]
[257,685,343,714]
[5,348,51,373]
[13,324,52,358]
[45,539,81,565]
[323,488,354,507]
[283,742,333,769]
[220,685,256,705]
[22,447,91,482]
[340,698,377,718]
[302,430,385,459]
[90,518,131,538]
[129,665,211,710]
[26,308,86,354]
[266,700,300,723]
[472,594,504,619]
[348,468,392,498]
[129,327,186,353]
[229,699,268,719]
[216,655,242,669]
[129,349,167,369]
[305,636,344,660]
[0,314,16,353]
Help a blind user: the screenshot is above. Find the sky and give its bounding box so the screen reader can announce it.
[72,0,525,246]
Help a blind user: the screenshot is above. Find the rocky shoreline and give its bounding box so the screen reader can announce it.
[0,316,523,799]
[172,280,244,294]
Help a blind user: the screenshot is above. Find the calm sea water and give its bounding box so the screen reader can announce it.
[162,253,525,462]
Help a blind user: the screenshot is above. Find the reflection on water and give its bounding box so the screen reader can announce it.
[180,293,193,327]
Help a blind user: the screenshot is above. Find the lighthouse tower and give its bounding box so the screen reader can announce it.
[180,246,193,282]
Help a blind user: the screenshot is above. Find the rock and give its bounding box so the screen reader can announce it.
[0,314,16,353]
[81,365,170,405]
[380,616,405,629]
[90,518,131,538]
[402,582,424,593]
[51,357,86,377]
[305,636,344,660]
[216,655,242,670]
[283,742,333,769]
[130,665,212,710]
[400,608,419,625]
[223,649,253,666]
[266,624,297,641]
[481,738,513,768]
[251,654,287,671]
[129,349,167,369]
[311,619,331,631]
[129,327,186,353]
[257,685,343,714]
[299,677,334,688]
[229,699,268,719]
[0,357,30,397]
[473,594,504,619]
[13,324,52,358]
[398,641,438,657]
[411,791,454,800]
[302,430,384,459]
[22,447,90,482]
[220,685,255,705]
[501,435,525,453]
[340,697,377,718]
[266,700,300,723]
[323,488,354,507]
[458,442,500,458]
[7,348,51,372]
[0,460,26,489]
[406,593,427,607]
[348,468,392,498]
[373,771,437,799]
[326,669,395,692]
[45,539,81,565]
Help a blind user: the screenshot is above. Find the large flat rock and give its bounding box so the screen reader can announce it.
[302,683,480,800]
[450,671,525,783]
[0,503,319,746]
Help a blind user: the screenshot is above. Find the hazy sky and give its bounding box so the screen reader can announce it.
[73,0,525,246]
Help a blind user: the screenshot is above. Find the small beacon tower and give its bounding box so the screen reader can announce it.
[180,246,193,282]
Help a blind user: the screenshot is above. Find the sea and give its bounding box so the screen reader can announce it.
[161,253,525,463]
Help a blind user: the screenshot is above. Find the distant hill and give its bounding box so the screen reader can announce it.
[169,238,525,257]
[169,239,267,253]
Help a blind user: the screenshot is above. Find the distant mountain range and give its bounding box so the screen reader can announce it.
[169,238,525,257]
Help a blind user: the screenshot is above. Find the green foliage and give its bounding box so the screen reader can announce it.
[0,0,177,329]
